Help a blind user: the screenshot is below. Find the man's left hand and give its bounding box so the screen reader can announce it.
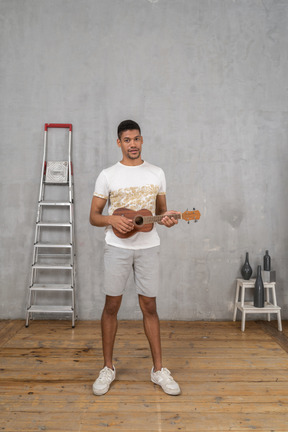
[160,211,181,228]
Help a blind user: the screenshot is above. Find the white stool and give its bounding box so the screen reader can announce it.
[233,278,282,332]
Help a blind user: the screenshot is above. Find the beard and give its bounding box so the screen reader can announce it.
[127,149,141,159]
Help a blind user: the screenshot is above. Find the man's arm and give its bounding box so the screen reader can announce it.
[89,196,134,234]
[89,196,111,227]
[155,194,179,227]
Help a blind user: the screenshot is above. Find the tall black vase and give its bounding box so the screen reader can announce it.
[254,265,265,308]
[241,252,252,280]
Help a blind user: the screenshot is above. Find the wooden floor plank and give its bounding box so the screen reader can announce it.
[1,356,288,375]
[1,343,285,358]
[2,411,288,431]
[1,380,288,397]
[2,398,288,413]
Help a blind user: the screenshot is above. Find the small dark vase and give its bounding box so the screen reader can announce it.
[241,252,252,280]
[254,265,265,308]
[263,250,271,271]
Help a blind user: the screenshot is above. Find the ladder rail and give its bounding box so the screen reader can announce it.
[38,130,47,203]
[68,128,73,204]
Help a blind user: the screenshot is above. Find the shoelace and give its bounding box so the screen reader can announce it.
[99,367,113,381]
[156,368,173,381]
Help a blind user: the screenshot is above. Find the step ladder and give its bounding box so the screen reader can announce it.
[26,124,76,327]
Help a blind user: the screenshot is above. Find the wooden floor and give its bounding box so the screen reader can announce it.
[1,319,288,431]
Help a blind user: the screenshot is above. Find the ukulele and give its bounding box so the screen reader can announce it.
[112,208,201,238]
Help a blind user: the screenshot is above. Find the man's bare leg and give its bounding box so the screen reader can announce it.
[101,295,122,369]
[138,295,162,371]
[138,295,181,395]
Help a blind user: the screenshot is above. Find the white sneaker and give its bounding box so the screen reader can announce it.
[92,366,116,395]
[151,367,181,395]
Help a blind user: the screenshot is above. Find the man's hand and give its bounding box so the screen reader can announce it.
[159,211,181,228]
[110,215,134,235]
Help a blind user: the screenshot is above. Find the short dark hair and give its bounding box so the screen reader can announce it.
[117,120,141,139]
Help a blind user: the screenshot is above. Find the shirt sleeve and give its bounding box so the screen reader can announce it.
[93,170,109,200]
[158,168,166,195]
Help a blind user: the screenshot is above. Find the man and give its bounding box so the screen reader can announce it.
[89,119,181,396]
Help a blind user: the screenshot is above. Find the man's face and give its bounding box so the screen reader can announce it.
[117,129,143,161]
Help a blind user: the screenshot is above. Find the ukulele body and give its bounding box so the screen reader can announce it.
[112,208,153,238]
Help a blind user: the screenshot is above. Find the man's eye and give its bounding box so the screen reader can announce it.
[124,139,130,143]
[135,137,140,142]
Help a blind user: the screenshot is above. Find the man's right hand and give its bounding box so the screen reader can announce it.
[109,215,134,235]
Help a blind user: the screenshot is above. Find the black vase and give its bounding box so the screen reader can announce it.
[254,265,265,308]
[263,250,271,271]
[241,252,252,280]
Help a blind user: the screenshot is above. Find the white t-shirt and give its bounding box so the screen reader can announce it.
[93,161,166,249]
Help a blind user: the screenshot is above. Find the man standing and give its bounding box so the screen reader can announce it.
[89,120,181,396]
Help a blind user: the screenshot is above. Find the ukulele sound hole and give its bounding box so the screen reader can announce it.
[134,216,144,226]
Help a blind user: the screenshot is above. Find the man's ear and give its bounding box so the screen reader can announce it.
[117,139,121,148]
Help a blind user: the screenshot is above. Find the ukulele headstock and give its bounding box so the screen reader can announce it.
[182,208,201,223]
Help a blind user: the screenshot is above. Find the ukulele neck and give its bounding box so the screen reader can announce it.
[144,213,181,224]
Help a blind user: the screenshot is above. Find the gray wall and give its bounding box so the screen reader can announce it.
[1,0,287,320]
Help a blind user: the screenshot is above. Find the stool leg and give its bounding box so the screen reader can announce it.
[271,286,277,305]
[277,311,282,331]
[241,311,246,331]
[233,282,240,321]
[266,287,271,322]
[240,282,245,307]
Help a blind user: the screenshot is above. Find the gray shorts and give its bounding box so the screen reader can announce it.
[103,244,160,297]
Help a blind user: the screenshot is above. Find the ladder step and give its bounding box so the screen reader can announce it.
[35,243,72,248]
[27,305,74,313]
[39,201,71,206]
[36,254,72,260]
[43,181,69,185]
[30,284,73,291]
[32,263,73,270]
[37,222,71,227]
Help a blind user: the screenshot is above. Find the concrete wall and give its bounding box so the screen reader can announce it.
[1,0,287,320]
